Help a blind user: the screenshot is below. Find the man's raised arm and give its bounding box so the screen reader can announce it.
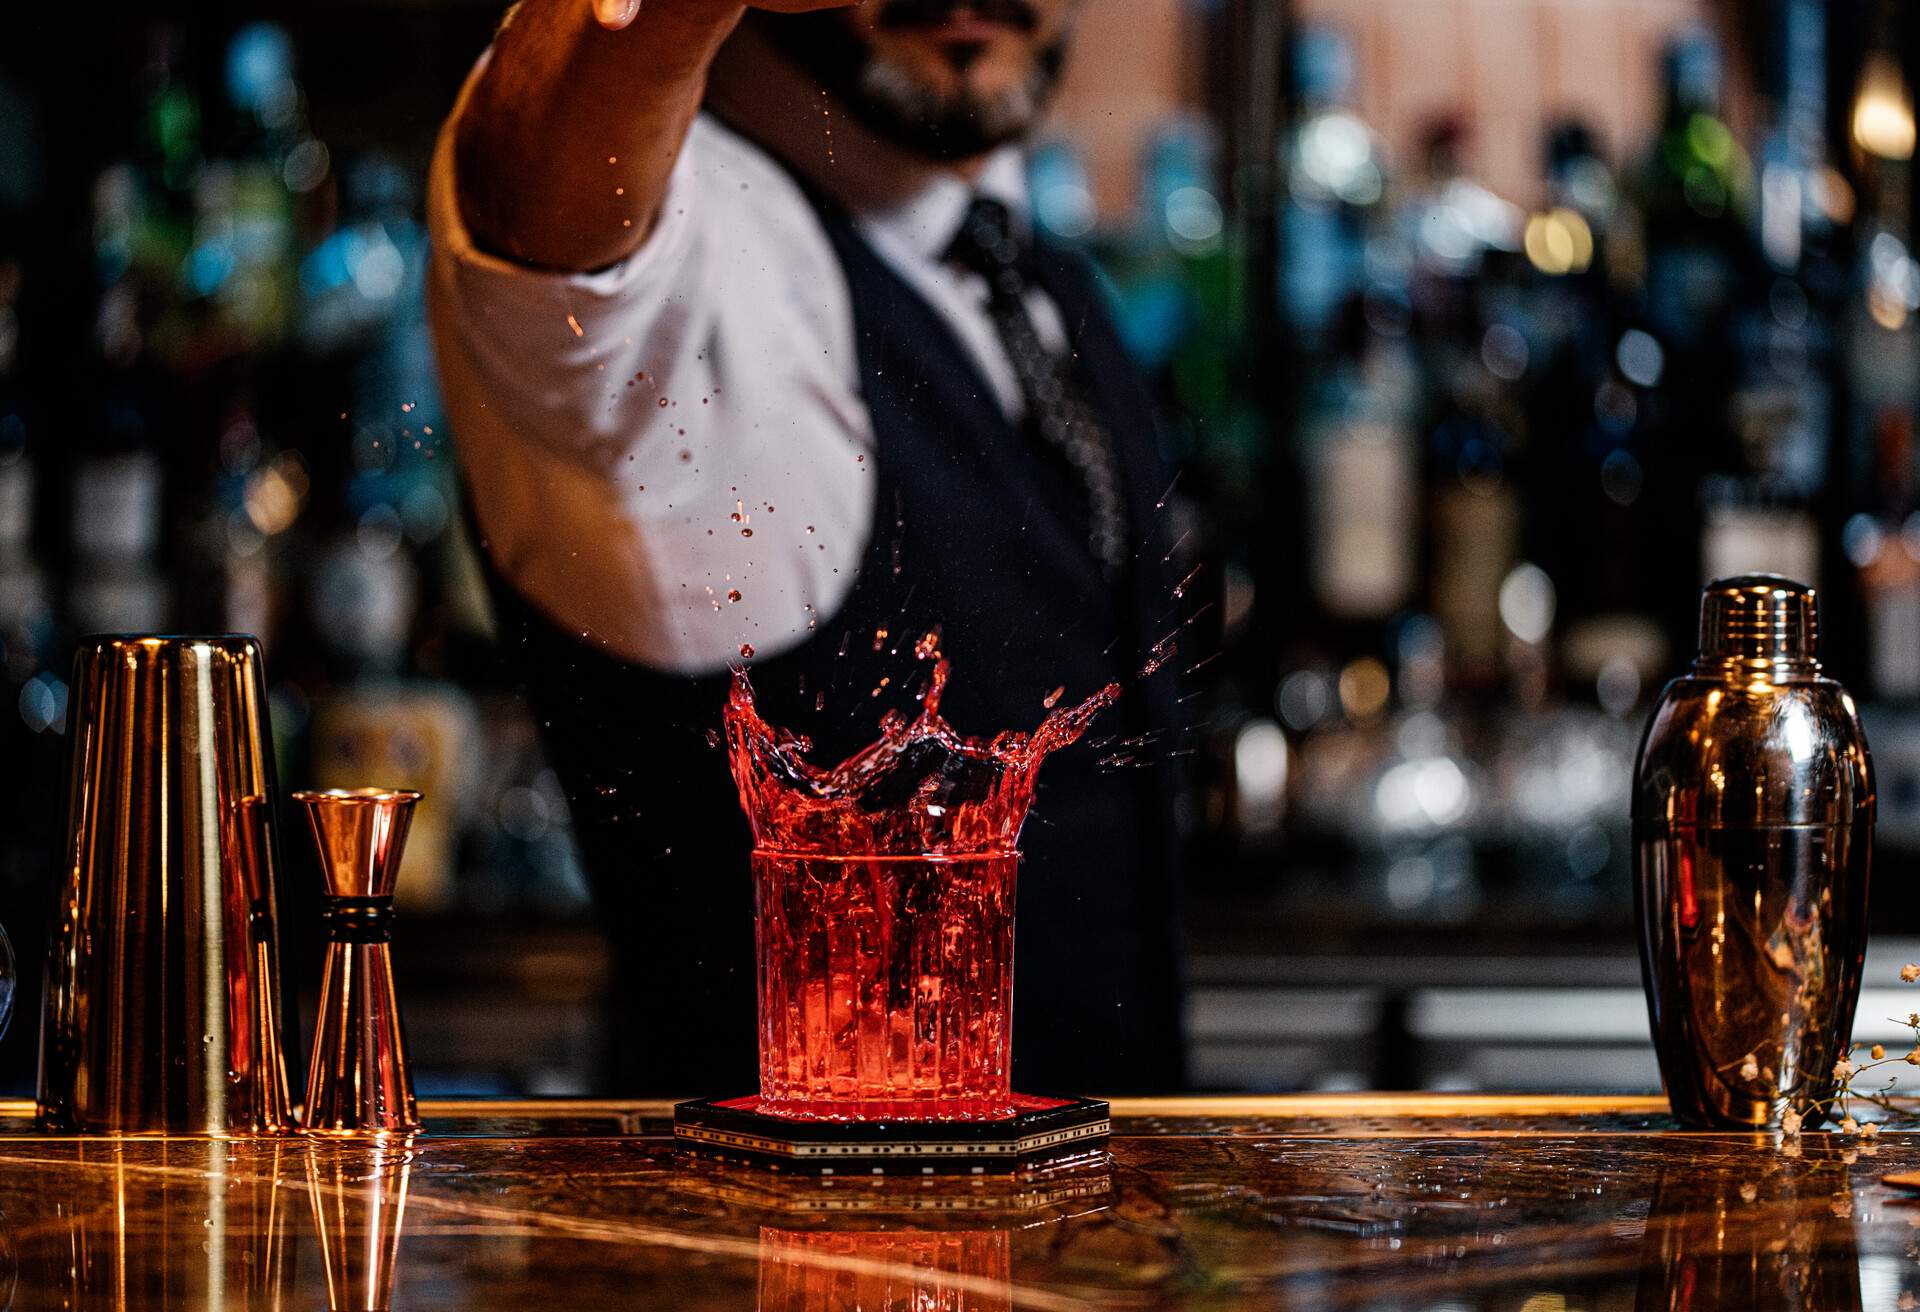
[453,0,847,272]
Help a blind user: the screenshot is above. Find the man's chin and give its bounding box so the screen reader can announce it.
[856,58,1045,160]
[757,11,1065,163]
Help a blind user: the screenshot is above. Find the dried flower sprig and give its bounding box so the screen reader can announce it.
[1782,964,1920,1138]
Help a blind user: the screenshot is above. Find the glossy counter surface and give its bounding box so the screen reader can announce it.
[0,1093,1915,1309]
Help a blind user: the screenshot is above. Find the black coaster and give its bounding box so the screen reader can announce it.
[673,1094,1111,1176]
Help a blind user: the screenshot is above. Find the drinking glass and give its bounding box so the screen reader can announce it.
[754,849,1017,1121]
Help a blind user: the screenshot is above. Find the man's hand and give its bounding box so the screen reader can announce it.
[593,0,853,30]
[455,0,855,271]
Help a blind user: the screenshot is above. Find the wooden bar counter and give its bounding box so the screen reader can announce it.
[1,1093,1912,1309]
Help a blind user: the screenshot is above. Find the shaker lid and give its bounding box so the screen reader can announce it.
[1698,574,1818,666]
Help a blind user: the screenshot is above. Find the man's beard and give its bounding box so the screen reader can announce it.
[759,4,1069,163]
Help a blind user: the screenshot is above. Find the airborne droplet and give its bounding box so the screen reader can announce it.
[1139,634,1179,678]
[740,643,756,659]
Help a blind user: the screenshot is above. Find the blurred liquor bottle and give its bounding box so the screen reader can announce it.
[1081,112,1256,521]
[1635,28,1751,349]
[1848,410,1920,699]
[1280,27,1384,352]
[171,23,329,646]
[1842,25,1920,703]
[0,250,63,890]
[1631,28,1787,646]
[1397,116,1526,687]
[1706,3,1842,595]
[1049,115,1241,705]
[75,159,171,636]
[70,24,205,640]
[1281,28,1418,644]
[0,243,59,1095]
[1515,121,1669,713]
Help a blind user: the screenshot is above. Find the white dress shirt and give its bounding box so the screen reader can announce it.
[428,65,1069,676]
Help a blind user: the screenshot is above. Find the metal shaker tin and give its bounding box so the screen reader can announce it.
[1633,576,1874,1128]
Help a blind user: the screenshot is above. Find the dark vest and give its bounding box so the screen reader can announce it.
[480,176,1188,1096]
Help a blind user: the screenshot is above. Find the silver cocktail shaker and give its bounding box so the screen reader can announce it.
[1634,576,1874,1128]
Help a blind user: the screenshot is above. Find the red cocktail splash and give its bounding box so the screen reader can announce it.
[725,660,1118,1121]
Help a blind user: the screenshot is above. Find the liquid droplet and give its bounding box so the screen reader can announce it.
[1139,634,1179,678]
[740,643,756,659]
[1155,471,1181,510]
[727,589,742,603]
[1043,685,1065,709]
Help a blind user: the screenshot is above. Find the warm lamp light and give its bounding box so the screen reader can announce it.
[1853,53,1915,161]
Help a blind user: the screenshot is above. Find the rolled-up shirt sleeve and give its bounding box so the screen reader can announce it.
[427,60,874,675]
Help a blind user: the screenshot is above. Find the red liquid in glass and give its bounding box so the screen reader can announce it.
[726,659,1116,1122]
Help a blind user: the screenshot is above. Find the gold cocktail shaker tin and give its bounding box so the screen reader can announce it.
[1633,576,1875,1128]
[37,635,298,1135]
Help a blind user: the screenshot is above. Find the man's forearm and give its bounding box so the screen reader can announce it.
[455,0,747,272]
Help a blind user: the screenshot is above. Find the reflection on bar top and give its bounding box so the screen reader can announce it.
[0,1092,1709,1138]
[0,1095,1906,1312]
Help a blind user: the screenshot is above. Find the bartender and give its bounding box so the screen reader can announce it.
[428,0,1189,1094]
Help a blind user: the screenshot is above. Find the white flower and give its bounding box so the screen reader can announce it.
[1740,1053,1761,1082]
[1780,1107,1804,1137]
[1902,963,1920,983]
[1836,1058,1860,1081]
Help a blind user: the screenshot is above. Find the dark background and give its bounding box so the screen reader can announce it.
[2,0,1919,1096]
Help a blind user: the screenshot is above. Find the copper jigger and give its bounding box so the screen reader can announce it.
[294,788,423,1137]
[37,635,298,1135]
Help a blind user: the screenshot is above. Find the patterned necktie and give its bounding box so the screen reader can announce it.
[944,196,1129,572]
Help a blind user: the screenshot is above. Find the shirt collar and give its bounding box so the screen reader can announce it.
[854,145,1032,264]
